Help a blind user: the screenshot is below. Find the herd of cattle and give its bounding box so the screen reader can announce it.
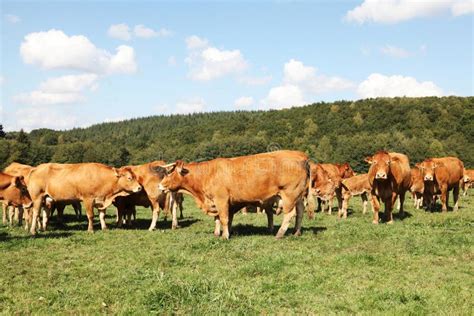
[0,150,472,239]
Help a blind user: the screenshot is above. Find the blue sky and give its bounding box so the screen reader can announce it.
[1,0,472,131]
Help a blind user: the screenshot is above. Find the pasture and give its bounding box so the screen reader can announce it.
[1,194,473,314]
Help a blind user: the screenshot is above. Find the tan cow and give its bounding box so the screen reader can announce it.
[3,162,35,225]
[340,173,374,218]
[27,163,142,235]
[365,151,411,224]
[113,161,184,230]
[463,169,474,196]
[158,150,311,239]
[0,172,32,214]
[410,167,424,209]
[416,157,464,212]
[310,162,355,216]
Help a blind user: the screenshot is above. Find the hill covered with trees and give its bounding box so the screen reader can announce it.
[1,96,473,172]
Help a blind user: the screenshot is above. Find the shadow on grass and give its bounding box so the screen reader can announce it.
[394,211,412,221]
[0,231,73,242]
[231,224,327,237]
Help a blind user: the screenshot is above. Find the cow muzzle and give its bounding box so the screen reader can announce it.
[134,185,143,193]
[424,175,433,181]
[375,172,387,179]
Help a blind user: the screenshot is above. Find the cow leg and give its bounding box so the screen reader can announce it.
[306,194,315,219]
[57,204,66,224]
[42,203,52,231]
[126,206,134,226]
[83,199,95,233]
[453,184,460,212]
[293,198,304,236]
[99,209,107,230]
[317,197,322,212]
[228,210,235,236]
[214,216,221,237]
[17,207,24,226]
[371,194,380,224]
[7,206,14,226]
[361,193,368,215]
[2,202,6,225]
[170,193,179,230]
[264,205,274,233]
[14,207,19,223]
[340,194,350,218]
[335,187,343,215]
[178,199,184,219]
[30,199,43,235]
[216,202,230,239]
[440,186,448,212]
[73,202,82,220]
[148,201,161,231]
[398,191,406,217]
[385,195,395,224]
[275,206,296,239]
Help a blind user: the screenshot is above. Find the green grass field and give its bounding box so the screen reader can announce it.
[1,192,473,315]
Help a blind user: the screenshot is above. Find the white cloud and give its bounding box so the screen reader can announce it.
[20,29,137,74]
[5,14,21,24]
[13,106,80,131]
[260,59,354,109]
[168,56,177,66]
[134,24,172,38]
[185,35,209,50]
[283,59,355,94]
[238,75,272,86]
[107,23,132,41]
[185,35,248,81]
[357,73,445,98]
[13,74,98,106]
[380,45,411,58]
[345,0,473,24]
[234,96,254,109]
[260,84,306,109]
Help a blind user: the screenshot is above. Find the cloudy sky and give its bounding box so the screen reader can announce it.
[1,0,472,131]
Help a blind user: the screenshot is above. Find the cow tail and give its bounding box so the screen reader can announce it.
[305,159,316,218]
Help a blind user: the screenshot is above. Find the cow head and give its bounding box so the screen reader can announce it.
[338,162,355,179]
[3,176,32,208]
[313,177,336,200]
[159,160,188,192]
[114,167,142,193]
[365,151,391,180]
[416,160,438,182]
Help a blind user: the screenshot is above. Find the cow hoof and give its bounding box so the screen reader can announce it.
[372,220,379,225]
[387,220,394,225]
[87,230,94,234]
[172,225,180,230]
[214,232,220,237]
[148,227,156,232]
[293,230,302,237]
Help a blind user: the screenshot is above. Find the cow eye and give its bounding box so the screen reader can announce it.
[128,177,132,181]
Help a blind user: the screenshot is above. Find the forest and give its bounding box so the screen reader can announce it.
[1,96,473,172]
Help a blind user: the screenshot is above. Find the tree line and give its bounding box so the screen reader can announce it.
[1,96,473,173]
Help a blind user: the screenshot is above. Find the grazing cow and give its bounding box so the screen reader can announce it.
[310,162,355,216]
[27,163,142,235]
[463,169,474,196]
[340,173,374,218]
[416,157,464,212]
[3,162,35,225]
[410,167,424,209]
[113,161,184,230]
[158,150,311,239]
[365,151,411,224]
[0,173,32,214]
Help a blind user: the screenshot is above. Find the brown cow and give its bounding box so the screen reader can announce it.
[113,161,184,230]
[310,162,355,216]
[340,173,374,218]
[365,151,411,224]
[3,162,82,228]
[463,169,474,196]
[3,162,35,225]
[410,167,424,209]
[27,163,142,235]
[0,173,32,213]
[158,150,311,239]
[416,157,464,212]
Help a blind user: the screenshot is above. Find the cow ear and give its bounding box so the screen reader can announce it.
[176,160,189,176]
[415,163,421,169]
[113,167,120,177]
[364,156,373,164]
[433,162,438,168]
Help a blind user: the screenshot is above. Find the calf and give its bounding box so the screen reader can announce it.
[365,151,411,224]
[410,167,424,209]
[463,169,473,196]
[0,173,32,212]
[416,157,464,212]
[340,173,373,218]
